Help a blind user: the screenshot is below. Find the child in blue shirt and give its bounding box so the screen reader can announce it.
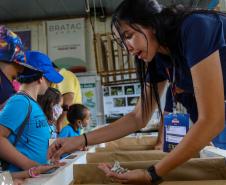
[0,51,63,172]
[59,104,90,138]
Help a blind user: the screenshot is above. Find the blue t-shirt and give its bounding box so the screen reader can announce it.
[0,70,15,105]
[58,124,81,138]
[0,94,51,172]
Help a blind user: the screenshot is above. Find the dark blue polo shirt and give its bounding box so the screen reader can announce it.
[146,12,226,149]
[147,13,226,120]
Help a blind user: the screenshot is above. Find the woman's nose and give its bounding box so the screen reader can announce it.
[125,40,134,53]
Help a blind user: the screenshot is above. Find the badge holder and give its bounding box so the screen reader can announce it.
[163,111,190,152]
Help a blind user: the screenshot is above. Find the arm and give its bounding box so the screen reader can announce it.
[155,50,225,176]
[56,92,74,131]
[11,162,65,179]
[0,125,38,170]
[84,81,167,145]
[48,81,167,159]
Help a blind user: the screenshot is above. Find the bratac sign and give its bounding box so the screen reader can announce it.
[47,18,86,64]
[48,23,82,34]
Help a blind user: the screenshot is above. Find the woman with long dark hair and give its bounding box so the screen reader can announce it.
[48,0,226,184]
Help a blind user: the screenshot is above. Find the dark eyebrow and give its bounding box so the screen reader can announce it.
[121,30,130,39]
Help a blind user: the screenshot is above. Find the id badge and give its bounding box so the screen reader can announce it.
[163,113,190,152]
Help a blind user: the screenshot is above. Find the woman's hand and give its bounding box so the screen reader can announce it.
[48,136,84,161]
[98,163,151,184]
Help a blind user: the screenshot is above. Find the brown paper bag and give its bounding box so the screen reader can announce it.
[107,136,157,146]
[86,150,167,163]
[95,136,157,152]
[74,158,226,184]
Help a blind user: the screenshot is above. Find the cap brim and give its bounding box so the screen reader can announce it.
[16,62,43,72]
[44,70,63,83]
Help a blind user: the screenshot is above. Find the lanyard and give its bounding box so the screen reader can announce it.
[165,65,177,114]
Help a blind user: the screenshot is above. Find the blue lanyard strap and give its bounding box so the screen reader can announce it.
[165,65,177,113]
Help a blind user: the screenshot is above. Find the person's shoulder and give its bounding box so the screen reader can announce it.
[60,68,76,78]
[180,12,222,42]
[182,13,220,31]
[61,125,71,132]
[0,94,30,125]
[60,68,74,75]
[7,93,29,103]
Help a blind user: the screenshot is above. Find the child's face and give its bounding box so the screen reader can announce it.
[81,110,91,127]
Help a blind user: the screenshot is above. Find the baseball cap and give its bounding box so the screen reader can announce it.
[23,51,63,83]
[0,25,36,70]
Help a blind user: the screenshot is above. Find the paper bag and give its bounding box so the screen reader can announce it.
[86,150,167,163]
[95,136,157,152]
[73,158,226,184]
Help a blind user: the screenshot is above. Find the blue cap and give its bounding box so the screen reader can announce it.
[0,25,35,70]
[24,51,63,83]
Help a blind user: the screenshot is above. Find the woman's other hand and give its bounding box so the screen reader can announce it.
[98,163,151,184]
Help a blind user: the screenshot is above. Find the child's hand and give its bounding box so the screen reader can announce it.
[80,146,88,151]
[29,162,66,176]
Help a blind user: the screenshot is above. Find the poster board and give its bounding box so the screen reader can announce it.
[103,83,140,123]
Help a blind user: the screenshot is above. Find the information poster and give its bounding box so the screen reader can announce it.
[78,74,98,126]
[103,83,140,123]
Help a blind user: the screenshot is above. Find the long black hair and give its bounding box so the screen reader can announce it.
[111,0,215,119]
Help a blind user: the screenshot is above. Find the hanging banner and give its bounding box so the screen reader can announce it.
[47,18,86,68]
